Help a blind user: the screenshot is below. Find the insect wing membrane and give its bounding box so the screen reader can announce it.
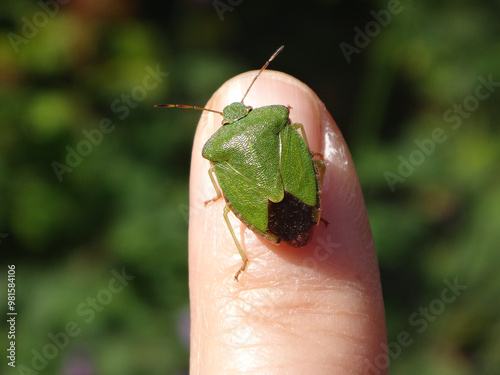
[279,124,318,208]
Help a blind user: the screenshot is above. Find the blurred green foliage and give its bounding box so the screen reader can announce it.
[1,0,499,374]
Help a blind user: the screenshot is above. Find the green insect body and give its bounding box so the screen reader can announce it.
[156,46,324,280]
[203,103,321,243]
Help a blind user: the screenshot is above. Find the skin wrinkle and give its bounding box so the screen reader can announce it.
[249,345,357,375]
[233,267,361,295]
[225,344,344,374]
[212,281,374,344]
[235,292,359,316]
[236,306,371,327]
[348,189,371,231]
[262,319,371,347]
[227,271,372,299]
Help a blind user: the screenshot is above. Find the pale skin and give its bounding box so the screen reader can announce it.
[189,70,388,374]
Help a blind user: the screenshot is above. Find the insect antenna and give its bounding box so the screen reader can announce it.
[154,104,223,116]
[240,45,284,104]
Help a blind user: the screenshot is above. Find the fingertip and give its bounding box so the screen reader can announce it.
[188,70,386,373]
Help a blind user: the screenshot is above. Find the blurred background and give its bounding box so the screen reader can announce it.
[1,0,499,374]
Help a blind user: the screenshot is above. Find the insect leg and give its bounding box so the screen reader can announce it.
[204,166,223,206]
[223,204,248,281]
[293,123,326,184]
[293,123,310,149]
[314,158,326,185]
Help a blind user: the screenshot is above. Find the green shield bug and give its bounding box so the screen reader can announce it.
[156,46,325,281]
